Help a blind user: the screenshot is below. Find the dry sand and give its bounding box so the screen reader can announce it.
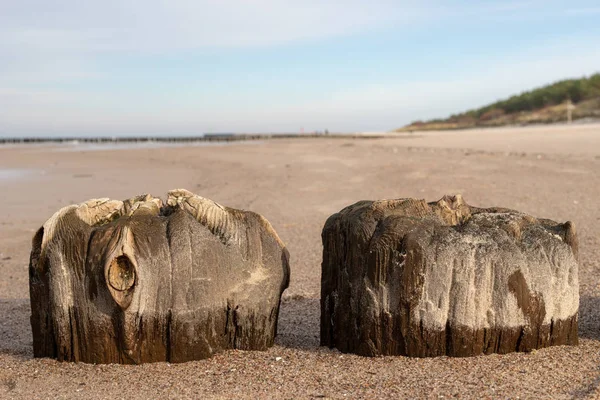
[1,123,600,399]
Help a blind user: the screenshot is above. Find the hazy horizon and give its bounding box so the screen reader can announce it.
[2,1,600,137]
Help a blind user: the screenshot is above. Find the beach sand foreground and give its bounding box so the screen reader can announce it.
[1,124,600,399]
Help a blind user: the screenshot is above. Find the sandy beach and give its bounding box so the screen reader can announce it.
[1,124,600,399]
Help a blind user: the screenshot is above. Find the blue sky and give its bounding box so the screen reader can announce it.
[1,0,599,136]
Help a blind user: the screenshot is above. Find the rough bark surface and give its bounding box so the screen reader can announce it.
[29,189,290,364]
[321,195,579,357]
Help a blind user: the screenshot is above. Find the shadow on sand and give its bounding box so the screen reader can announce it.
[577,295,600,341]
[0,299,33,360]
[275,297,322,351]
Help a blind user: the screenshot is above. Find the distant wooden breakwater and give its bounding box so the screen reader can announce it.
[0,133,387,145]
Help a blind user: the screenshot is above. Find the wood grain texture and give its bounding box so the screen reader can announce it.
[29,189,290,364]
[321,195,579,357]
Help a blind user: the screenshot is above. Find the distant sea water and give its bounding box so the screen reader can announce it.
[52,140,264,152]
[0,138,265,152]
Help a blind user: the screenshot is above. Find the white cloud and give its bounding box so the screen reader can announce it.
[0,0,557,57]
[0,0,426,52]
[0,1,428,90]
[0,0,566,87]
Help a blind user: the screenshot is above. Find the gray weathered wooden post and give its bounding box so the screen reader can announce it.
[29,189,290,364]
[321,195,578,357]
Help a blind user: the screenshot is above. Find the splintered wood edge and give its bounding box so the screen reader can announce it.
[33,189,287,271]
[35,199,125,271]
[166,188,286,249]
[324,194,578,297]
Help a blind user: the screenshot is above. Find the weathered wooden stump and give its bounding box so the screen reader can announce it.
[321,195,579,357]
[29,189,290,364]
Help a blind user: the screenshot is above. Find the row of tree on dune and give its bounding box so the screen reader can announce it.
[399,73,600,131]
